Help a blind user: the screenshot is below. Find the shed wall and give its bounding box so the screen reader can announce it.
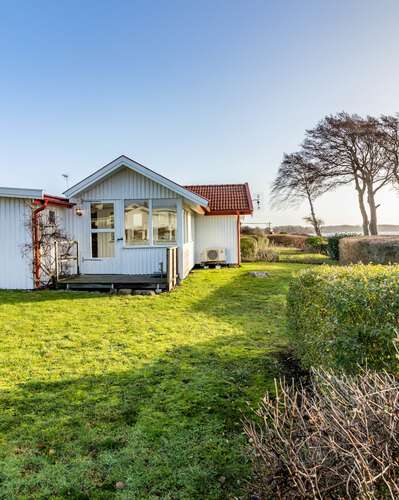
[194,215,238,264]
[0,197,33,289]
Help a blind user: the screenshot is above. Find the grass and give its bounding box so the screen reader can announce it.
[0,262,310,499]
[273,246,335,265]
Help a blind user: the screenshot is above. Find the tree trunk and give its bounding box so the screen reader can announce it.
[366,182,379,235]
[354,176,370,236]
[307,192,321,236]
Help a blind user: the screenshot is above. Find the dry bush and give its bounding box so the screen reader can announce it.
[244,369,399,499]
[268,234,308,249]
[340,236,399,265]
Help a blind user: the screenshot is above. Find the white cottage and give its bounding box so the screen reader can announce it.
[0,155,253,290]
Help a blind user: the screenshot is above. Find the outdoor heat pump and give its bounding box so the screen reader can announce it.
[201,248,226,263]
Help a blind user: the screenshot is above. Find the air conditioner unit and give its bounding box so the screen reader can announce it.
[201,248,226,263]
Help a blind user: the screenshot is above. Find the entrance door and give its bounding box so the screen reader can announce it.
[81,201,118,274]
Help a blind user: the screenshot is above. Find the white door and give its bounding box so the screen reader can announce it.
[81,200,120,274]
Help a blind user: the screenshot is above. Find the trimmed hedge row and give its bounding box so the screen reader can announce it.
[340,236,399,265]
[326,233,357,260]
[267,234,308,248]
[287,264,399,374]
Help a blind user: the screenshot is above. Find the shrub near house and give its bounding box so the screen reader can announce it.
[287,264,399,374]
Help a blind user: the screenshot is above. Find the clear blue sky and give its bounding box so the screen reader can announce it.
[1,0,399,226]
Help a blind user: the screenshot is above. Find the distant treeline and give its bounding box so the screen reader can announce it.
[242,225,399,235]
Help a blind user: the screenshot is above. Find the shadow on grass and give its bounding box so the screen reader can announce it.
[190,265,295,331]
[0,334,283,499]
[0,289,104,305]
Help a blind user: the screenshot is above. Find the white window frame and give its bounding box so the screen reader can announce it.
[123,199,179,248]
[152,200,177,245]
[124,199,152,247]
[90,202,115,259]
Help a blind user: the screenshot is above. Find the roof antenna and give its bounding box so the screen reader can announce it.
[253,193,262,210]
[62,174,69,189]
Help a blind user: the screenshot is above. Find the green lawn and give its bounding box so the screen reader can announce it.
[274,246,334,264]
[0,262,309,499]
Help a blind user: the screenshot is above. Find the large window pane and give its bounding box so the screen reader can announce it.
[153,203,177,244]
[91,203,114,229]
[125,201,149,245]
[91,232,115,258]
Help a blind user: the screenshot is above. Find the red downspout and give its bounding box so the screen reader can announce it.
[32,199,48,288]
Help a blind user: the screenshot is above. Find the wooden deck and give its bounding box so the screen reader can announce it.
[56,274,172,291]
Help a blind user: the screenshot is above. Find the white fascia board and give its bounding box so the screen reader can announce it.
[64,155,209,207]
[0,187,44,199]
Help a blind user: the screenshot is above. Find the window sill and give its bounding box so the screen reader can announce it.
[122,244,177,249]
[82,257,115,261]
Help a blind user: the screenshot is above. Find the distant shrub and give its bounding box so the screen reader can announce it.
[340,236,399,265]
[240,236,258,261]
[287,264,399,374]
[305,235,328,254]
[268,234,308,249]
[256,249,279,262]
[245,369,399,498]
[250,234,269,247]
[241,235,271,261]
[241,226,267,237]
[327,232,357,260]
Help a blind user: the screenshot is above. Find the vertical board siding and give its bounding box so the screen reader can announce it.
[65,168,185,276]
[80,167,178,200]
[194,215,238,264]
[0,198,33,289]
[183,242,195,277]
[76,247,167,275]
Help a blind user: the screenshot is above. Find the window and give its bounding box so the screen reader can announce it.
[48,210,56,225]
[90,203,115,257]
[152,201,177,244]
[124,201,149,245]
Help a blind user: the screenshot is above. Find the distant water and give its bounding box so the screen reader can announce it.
[321,231,399,237]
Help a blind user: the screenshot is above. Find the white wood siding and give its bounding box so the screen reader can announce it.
[79,247,168,275]
[65,168,185,276]
[182,242,194,277]
[78,167,179,201]
[194,215,238,264]
[0,197,33,289]
[182,211,195,277]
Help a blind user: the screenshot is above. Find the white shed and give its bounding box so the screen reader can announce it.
[0,187,43,289]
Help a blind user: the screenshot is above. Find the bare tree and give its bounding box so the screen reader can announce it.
[22,209,77,287]
[378,114,399,187]
[303,216,324,234]
[304,113,394,235]
[271,153,333,236]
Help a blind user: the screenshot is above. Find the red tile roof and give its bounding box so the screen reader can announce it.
[184,183,253,215]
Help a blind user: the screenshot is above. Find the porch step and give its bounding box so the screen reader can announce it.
[56,274,169,291]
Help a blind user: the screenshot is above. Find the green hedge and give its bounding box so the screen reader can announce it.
[326,233,357,260]
[287,264,399,374]
[305,236,328,254]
